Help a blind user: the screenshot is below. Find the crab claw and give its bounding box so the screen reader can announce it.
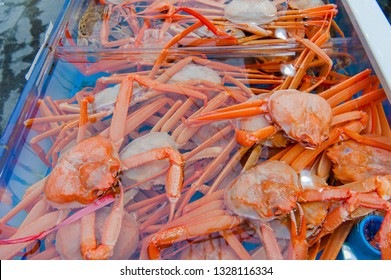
[288,204,308,260]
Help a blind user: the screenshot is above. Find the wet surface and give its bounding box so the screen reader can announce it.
[0,0,65,135]
[377,0,391,23]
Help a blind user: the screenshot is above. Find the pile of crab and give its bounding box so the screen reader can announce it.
[0,0,391,260]
[71,0,342,48]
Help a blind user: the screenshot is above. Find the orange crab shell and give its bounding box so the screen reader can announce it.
[225,161,303,221]
[327,139,391,184]
[268,90,332,147]
[44,135,121,207]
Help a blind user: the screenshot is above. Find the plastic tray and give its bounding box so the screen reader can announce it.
[1,42,390,260]
[0,0,390,260]
[54,0,355,51]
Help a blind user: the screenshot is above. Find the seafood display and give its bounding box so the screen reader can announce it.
[0,0,391,261]
[63,0,344,49]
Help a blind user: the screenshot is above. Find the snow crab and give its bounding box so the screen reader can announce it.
[146,160,391,260]
[188,70,386,152]
[71,0,339,49]
[0,76,185,260]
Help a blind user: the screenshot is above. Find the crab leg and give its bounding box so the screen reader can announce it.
[221,230,252,260]
[188,98,267,124]
[81,187,124,260]
[330,110,367,127]
[341,128,391,151]
[76,96,94,143]
[186,98,277,147]
[279,13,333,90]
[319,193,391,259]
[0,210,69,260]
[108,75,134,148]
[148,21,204,79]
[222,74,254,98]
[295,37,332,92]
[170,204,226,231]
[174,93,231,145]
[147,215,243,259]
[235,126,278,147]
[0,178,46,225]
[332,88,386,116]
[255,223,284,260]
[377,103,391,139]
[139,205,171,233]
[119,4,140,36]
[176,138,237,216]
[319,69,372,99]
[152,100,183,132]
[318,220,355,260]
[172,7,238,42]
[326,76,377,108]
[288,204,308,260]
[100,4,135,47]
[379,210,391,260]
[137,0,176,16]
[135,75,208,105]
[148,7,238,79]
[17,200,50,232]
[184,189,224,213]
[184,125,232,161]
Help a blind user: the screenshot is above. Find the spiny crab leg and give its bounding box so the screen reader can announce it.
[81,187,124,260]
[288,204,308,260]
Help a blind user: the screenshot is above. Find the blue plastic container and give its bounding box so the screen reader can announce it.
[337,215,383,260]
